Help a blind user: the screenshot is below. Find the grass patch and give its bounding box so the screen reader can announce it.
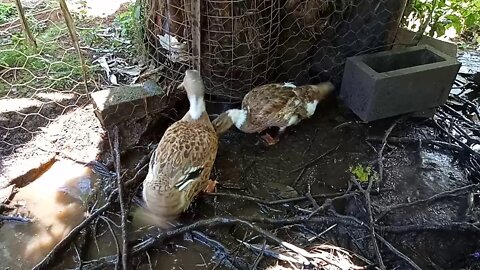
[0,24,93,97]
[0,3,16,24]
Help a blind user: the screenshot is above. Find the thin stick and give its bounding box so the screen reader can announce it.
[376,118,403,187]
[14,0,37,47]
[371,118,403,269]
[112,127,129,270]
[100,216,121,270]
[375,234,422,270]
[433,120,480,159]
[376,184,478,221]
[377,222,480,234]
[356,117,403,270]
[352,178,385,270]
[307,193,354,219]
[58,0,90,98]
[366,136,464,153]
[81,216,365,270]
[206,191,348,205]
[32,196,114,270]
[289,145,340,173]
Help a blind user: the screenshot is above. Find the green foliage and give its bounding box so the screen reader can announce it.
[78,3,143,54]
[349,164,379,184]
[115,4,141,39]
[404,0,480,43]
[0,24,91,96]
[0,3,16,24]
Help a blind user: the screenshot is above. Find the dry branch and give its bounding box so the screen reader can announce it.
[206,191,348,206]
[433,120,480,159]
[375,234,422,270]
[32,196,115,270]
[31,159,148,270]
[354,117,404,270]
[376,183,479,222]
[377,222,480,234]
[81,215,366,270]
[366,136,465,153]
[290,145,340,174]
[112,127,129,270]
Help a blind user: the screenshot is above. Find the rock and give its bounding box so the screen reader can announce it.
[91,80,178,128]
[0,152,56,189]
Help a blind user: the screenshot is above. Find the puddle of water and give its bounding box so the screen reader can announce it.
[0,159,97,270]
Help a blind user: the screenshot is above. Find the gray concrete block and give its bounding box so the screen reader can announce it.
[91,81,174,128]
[340,45,461,122]
[393,28,458,58]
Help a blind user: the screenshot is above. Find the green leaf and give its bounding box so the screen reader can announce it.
[465,13,478,28]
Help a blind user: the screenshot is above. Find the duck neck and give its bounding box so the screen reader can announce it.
[187,95,206,120]
[227,109,247,130]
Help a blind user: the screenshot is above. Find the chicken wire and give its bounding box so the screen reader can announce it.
[140,0,409,101]
[0,4,92,159]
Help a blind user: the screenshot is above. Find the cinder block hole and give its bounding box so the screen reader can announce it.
[363,48,446,73]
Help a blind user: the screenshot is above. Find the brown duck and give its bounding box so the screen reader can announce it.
[212,82,334,145]
[142,70,218,228]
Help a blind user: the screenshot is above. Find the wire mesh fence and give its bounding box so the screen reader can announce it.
[0,0,144,161]
[141,0,408,101]
[0,4,87,156]
[0,0,415,162]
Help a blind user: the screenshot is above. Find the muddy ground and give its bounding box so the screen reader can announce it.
[1,65,480,269]
[1,76,480,270]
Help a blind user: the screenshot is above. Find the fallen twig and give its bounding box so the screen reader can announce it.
[352,178,385,270]
[206,191,349,206]
[240,240,304,264]
[32,161,147,270]
[112,127,129,270]
[375,234,422,270]
[377,222,480,234]
[433,120,480,159]
[376,117,404,188]
[191,230,248,269]
[32,195,115,270]
[289,145,340,174]
[376,184,479,221]
[356,117,404,270]
[100,216,121,270]
[366,136,464,153]
[307,192,355,219]
[81,215,365,270]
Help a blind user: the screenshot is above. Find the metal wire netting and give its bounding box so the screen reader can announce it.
[0,0,412,158]
[140,0,408,101]
[0,2,96,161]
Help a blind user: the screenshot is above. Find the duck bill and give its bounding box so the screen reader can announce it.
[177,82,184,90]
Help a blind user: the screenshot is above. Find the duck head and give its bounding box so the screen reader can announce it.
[309,81,335,102]
[178,70,206,120]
